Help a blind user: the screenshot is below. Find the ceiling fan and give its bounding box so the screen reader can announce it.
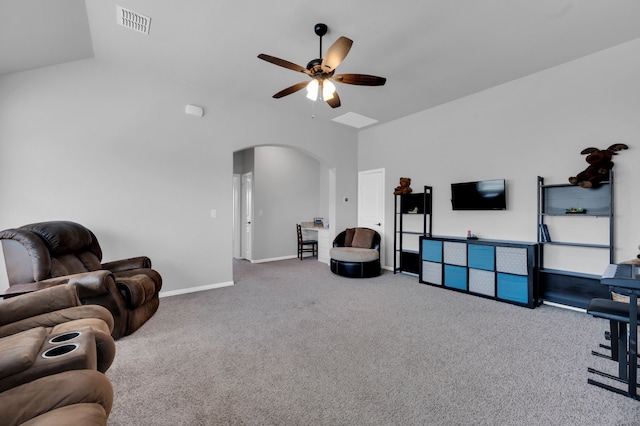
[257,23,386,108]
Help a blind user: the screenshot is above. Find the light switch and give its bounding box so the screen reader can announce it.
[210,209,217,218]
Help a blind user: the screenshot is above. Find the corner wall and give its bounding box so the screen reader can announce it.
[359,38,640,274]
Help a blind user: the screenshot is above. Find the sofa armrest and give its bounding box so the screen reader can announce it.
[102,256,151,272]
[64,271,115,299]
[4,270,115,298]
[116,275,157,307]
[0,284,80,326]
[333,231,347,247]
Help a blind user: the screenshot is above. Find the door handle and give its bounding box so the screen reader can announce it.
[375,223,381,226]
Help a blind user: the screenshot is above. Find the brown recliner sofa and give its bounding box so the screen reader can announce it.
[0,285,116,425]
[0,369,113,426]
[0,221,162,339]
[0,285,116,396]
[0,284,116,376]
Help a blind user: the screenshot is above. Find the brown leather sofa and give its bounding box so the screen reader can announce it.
[0,284,116,374]
[0,221,162,339]
[0,370,113,426]
[0,284,116,393]
[0,285,116,425]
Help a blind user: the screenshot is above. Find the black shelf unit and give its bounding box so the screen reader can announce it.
[394,186,432,275]
[536,172,613,308]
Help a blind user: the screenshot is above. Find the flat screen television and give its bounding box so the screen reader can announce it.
[451,179,506,210]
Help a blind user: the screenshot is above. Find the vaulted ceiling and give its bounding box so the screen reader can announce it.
[2,0,640,128]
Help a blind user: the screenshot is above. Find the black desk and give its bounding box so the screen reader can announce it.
[600,263,640,399]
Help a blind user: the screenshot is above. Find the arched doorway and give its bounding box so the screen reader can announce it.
[232,145,336,264]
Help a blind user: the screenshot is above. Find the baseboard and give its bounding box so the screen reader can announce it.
[159,281,234,298]
[542,300,587,313]
[251,255,298,263]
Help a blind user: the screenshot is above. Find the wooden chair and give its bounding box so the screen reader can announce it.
[296,224,317,260]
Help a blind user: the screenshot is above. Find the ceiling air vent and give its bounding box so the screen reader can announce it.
[116,5,151,35]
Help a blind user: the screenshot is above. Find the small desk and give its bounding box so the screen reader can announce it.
[599,264,640,399]
[300,223,332,265]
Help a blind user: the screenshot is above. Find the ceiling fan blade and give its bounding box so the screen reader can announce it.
[326,91,341,108]
[321,36,353,72]
[258,54,311,75]
[273,81,310,98]
[333,73,387,86]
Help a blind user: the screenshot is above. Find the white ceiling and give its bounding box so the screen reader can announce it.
[2,0,640,128]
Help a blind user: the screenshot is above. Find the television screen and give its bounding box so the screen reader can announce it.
[451,179,506,210]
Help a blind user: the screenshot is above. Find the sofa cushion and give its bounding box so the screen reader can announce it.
[21,403,108,426]
[330,247,379,263]
[344,228,355,247]
[351,228,375,248]
[0,370,113,426]
[0,327,47,380]
[22,221,101,259]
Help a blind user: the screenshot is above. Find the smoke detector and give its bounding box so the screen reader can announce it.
[116,5,151,35]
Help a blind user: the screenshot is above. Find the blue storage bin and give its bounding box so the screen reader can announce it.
[422,240,442,262]
[468,244,494,271]
[497,273,528,304]
[444,265,467,291]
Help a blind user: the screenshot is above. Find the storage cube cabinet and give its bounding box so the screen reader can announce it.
[419,236,539,308]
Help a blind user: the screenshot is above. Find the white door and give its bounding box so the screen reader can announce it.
[241,172,253,260]
[358,169,385,264]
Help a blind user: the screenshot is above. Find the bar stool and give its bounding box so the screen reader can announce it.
[296,224,317,260]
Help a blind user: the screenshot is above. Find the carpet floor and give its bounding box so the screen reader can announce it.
[106,258,640,425]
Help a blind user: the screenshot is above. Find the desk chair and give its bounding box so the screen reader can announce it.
[587,297,640,399]
[297,224,317,260]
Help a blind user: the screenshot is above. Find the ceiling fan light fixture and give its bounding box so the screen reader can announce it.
[322,80,336,101]
[258,23,386,109]
[306,79,319,101]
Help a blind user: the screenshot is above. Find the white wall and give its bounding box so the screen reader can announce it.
[4,38,636,292]
[359,38,640,275]
[0,58,358,293]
